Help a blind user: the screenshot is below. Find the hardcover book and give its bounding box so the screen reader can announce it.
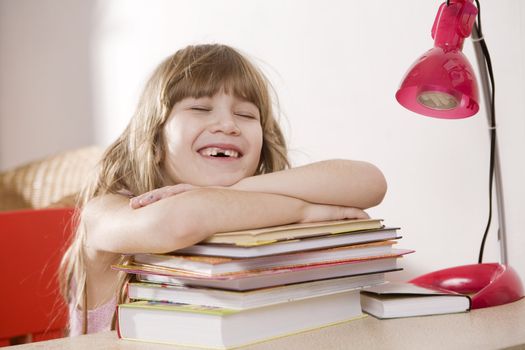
[133,240,397,276]
[113,252,412,290]
[202,218,383,246]
[178,227,399,258]
[118,289,364,349]
[360,282,471,319]
[127,273,385,309]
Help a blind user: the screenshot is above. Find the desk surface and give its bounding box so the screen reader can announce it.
[10,298,525,350]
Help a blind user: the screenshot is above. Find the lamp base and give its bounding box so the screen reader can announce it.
[409,263,524,309]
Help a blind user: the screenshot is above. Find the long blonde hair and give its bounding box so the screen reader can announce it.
[59,44,289,333]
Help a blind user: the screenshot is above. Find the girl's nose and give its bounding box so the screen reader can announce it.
[209,112,241,136]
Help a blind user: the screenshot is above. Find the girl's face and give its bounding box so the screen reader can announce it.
[162,91,263,186]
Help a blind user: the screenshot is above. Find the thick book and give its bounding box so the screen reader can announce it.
[133,240,397,276]
[127,273,385,310]
[114,252,411,290]
[117,289,364,349]
[177,227,400,258]
[202,218,383,246]
[360,282,471,319]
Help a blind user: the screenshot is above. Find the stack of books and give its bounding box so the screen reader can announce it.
[113,219,412,348]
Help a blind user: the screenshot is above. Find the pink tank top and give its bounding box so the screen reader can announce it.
[68,296,117,336]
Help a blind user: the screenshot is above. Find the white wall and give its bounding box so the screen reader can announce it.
[0,0,95,168]
[1,0,524,282]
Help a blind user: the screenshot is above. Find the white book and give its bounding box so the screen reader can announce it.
[134,256,405,291]
[118,290,364,349]
[179,228,400,258]
[360,282,471,319]
[133,242,398,276]
[128,273,385,310]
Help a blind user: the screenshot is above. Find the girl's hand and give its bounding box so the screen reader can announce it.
[129,184,198,209]
[300,203,369,223]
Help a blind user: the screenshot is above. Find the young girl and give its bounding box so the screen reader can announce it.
[60,44,387,335]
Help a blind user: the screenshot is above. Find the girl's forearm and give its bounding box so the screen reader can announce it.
[231,159,387,209]
[147,188,369,252]
[85,189,309,254]
[158,188,308,249]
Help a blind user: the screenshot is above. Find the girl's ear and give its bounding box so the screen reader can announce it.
[154,131,165,165]
[155,148,163,164]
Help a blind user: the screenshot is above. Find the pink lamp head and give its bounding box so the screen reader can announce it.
[410,263,524,309]
[396,0,480,119]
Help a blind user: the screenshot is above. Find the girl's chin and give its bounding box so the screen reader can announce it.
[162,168,249,187]
[204,176,243,187]
[175,174,246,188]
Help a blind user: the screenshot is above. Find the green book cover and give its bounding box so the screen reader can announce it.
[119,300,239,316]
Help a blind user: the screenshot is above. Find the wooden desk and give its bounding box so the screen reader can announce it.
[10,298,525,350]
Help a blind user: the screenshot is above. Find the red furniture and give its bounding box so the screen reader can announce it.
[0,208,75,346]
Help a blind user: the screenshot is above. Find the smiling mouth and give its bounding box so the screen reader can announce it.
[198,147,242,159]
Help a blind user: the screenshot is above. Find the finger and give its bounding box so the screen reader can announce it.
[357,210,370,219]
[348,208,369,219]
[131,188,166,208]
[156,184,193,201]
[130,194,149,209]
[139,186,177,203]
[165,184,195,196]
[129,193,157,209]
[343,207,369,219]
[129,198,141,209]
[130,184,195,209]
[140,193,159,206]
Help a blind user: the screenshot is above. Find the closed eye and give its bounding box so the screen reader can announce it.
[235,112,257,119]
[190,106,211,112]
[188,105,212,112]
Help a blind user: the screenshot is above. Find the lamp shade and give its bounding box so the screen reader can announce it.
[396,47,479,119]
[396,0,479,119]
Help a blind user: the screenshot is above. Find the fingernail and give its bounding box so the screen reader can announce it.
[139,195,154,205]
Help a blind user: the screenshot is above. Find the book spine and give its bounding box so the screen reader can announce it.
[115,306,122,339]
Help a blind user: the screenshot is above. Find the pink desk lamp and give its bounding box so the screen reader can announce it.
[395,0,524,308]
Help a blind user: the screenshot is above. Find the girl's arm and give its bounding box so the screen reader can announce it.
[83,188,367,254]
[131,159,387,210]
[231,159,387,209]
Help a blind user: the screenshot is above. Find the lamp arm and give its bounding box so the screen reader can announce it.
[471,24,508,265]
